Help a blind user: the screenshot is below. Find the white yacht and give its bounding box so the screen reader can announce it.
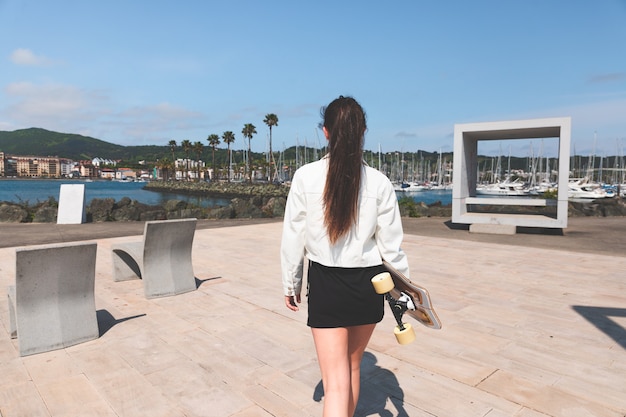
[567,178,613,199]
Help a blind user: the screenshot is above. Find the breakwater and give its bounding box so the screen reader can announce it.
[1,180,625,223]
[0,181,290,223]
[143,180,291,199]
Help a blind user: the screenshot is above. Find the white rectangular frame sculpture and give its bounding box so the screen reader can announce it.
[452,117,571,229]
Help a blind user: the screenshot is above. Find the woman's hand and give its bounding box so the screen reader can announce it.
[285,294,301,311]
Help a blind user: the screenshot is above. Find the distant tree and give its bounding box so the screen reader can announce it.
[168,140,177,180]
[180,139,192,181]
[221,131,235,182]
[242,123,257,183]
[156,157,174,181]
[207,134,220,181]
[193,141,204,181]
[263,113,278,182]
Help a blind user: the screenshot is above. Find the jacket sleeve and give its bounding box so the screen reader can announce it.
[280,174,306,296]
[375,180,410,278]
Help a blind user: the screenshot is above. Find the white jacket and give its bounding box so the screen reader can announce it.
[280,156,409,296]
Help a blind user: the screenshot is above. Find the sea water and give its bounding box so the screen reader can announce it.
[0,179,231,208]
[0,179,452,207]
[398,189,452,206]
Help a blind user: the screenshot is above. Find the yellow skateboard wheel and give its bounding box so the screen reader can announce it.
[394,323,416,345]
[371,272,394,294]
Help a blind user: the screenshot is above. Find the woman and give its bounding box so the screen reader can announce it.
[281,96,409,417]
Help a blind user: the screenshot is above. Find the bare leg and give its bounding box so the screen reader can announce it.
[347,324,376,416]
[312,324,376,417]
[312,327,350,417]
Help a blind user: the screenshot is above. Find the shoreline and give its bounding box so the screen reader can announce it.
[143,180,290,199]
[2,180,626,223]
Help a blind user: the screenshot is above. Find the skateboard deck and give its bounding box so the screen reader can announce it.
[379,261,442,330]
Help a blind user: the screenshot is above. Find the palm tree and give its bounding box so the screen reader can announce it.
[263,113,278,182]
[206,134,220,181]
[180,139,192,181]
[168,140,177,180]
[222,131,235,182]
[242,123,257,183]
[156,157,174,181]
[193,141,204,181]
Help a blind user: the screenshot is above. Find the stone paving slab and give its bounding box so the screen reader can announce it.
[0,221,625,416]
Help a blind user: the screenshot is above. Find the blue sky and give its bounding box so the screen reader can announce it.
[1,1,625,158]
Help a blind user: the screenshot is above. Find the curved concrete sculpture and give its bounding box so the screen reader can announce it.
[8,242,99,356]
[111,218,197,299]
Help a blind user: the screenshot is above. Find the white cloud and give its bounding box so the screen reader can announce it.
[588,72,626,84]
[2,81,110,135]
[0,80,208,144]
[9,48,53,66]
[114,103,206,142]
[6,81,86,115]
[394,131,419,139]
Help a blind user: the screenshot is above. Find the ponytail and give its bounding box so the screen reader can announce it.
[321,96,367,244]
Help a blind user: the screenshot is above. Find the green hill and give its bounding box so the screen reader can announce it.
[0,128,134,160]
[0,128,460,174]
[2,127,555,176]
[0,127,246,164]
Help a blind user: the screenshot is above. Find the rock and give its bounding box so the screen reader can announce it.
[168,207,205,220]
[144,180,290,200]
[209,206,235,219]
[569,198,626,217]
[111,200,156,222]
[117,197,132,207]
[597,198,626,216]
[111,205,141,221]
[163,199,187,212]
[139,210,167,221]
[88,198,115,222]
[231,197,265,218]
[263,196,286,218]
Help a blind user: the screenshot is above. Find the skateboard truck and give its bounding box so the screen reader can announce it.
[371,263,442,344]
[371,271,419,344]
[385,291,416,332]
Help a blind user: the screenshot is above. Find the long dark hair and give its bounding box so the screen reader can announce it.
[321,96,367,244]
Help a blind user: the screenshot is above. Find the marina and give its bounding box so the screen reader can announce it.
[3,177,624,212]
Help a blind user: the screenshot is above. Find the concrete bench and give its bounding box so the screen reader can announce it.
[111,218,197,299]
[464,197,557,207]
[8,242,99,356]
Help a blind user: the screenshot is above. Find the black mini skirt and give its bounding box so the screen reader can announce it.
[307,261,385,328]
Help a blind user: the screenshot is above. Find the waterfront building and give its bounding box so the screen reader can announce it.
[60,159,76,177]
[100,168,115,180]
[78,162,95,178]
[115,168,137,181]
[174,158,206,181]
[92,157,117,167]
[13,154,61,178]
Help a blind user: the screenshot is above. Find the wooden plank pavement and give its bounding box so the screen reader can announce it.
[0,221,625,416]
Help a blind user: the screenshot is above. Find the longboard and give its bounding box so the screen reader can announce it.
[372,261,442,344]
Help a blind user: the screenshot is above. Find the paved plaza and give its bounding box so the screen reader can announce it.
[1,217,625,416]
